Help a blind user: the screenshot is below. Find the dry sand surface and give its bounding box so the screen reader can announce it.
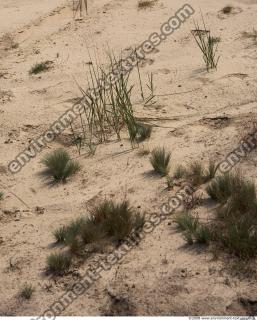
[1,0,257,316]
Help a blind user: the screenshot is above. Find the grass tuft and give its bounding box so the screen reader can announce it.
[187,161,206,186]
[29,61,52,75]
[47,253,72,275]
[0,192,3,201]
[52,200,144,258]
[133,123,152,143]
[150,147,171,176]
[173,165,187,179]
[174,212,211,245]
[41,149,81,183]
[90,200,144,242]
[174,212,199,232]
[138,0,157,9]
[222,6,233,14]
[192,19,220,71]
[20,284,34,300]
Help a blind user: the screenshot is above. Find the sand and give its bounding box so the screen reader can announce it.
[1,0,257,315]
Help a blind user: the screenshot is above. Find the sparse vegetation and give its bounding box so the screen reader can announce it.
[73,0,88,18]
[47,253,72,275]
[165,176,174,190]
[89,200,144,242]
[174,212,199,232]
[183,192,203,210]
[0,192,3,201]
[19,284,34,300]
[188,161,206,186]
[51,200,144,263]
[150,147,171,176]
[29,61,52,75]
[173,165,187,179]
[174,212,211,245]
[41,149,81,183]
[173,160,217,185]
[137,146,150,156]
[133,123,152,143]
[192,20,220,71]
[210,172,257,258]
[222,6,233,14]
[241,29,257,44]
[138,0,157,9]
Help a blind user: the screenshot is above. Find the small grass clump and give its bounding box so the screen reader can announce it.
[177,160,217,185]
[206,172,256,209]
[220,214,257,259]
[188,161,206,186]
[47,253,72,275]
[192,20,220,71]
[173,165,187,179]
[41,149,81,183]
[194,224,212,244]
[19,284,34,300]
[137,146,150,157]
[0,192,3,201]
[165,176,174,190]
[29,61,52,75]
[174,212,211,245]
[90,200,144,242]
[73,0,88,18]
[206,171,257,259]
[133,123,152,143]
[222,6,233,14]
[174,212,199,232]
[206,160,217,181]
[150,147,171,176]
[138,0,157,9]
[52,200,144,257]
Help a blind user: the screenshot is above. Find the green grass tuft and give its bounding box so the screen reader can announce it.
[41,149,81,183]
[20,284,34,300]
[173,165,187,179]
[150,147,171,176]
[47,253,72,275]
[29,61,52,75]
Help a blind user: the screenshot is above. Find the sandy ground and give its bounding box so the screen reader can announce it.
[1,0,257,316]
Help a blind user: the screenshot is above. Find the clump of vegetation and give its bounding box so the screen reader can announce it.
[29,61,52,75]
[150,147,171,176]
[174,170,257,259]
[174,212,199,232]
[19,284,34,300]
[173,165,187,179]
[241,29,257,44]
[138,0,157,9]
[188,161,206,185]
[183,192,203,210]
[207,172,257,258]
[222,6,233,14]
[174,212,211,245]
[191,20,220,71]
[206,171,256,208]
[165,176,174,190]
[51,200,144,266]
[133,123,152,143]
[137,146,150,157]
[0,192,3,201]
[41,149,81,183]
[47,253,72,275]
[73,0,88,18]
[88,200,145,242]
